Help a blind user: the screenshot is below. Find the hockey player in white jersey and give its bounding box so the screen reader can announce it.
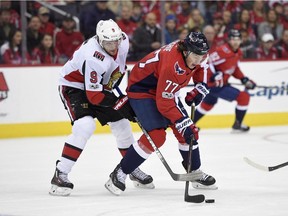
[49,19,154,196]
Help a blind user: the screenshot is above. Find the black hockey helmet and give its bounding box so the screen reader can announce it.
[183,32,209,55]
[228,29,241,39]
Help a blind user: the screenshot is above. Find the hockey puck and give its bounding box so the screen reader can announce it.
[205,199,215,203]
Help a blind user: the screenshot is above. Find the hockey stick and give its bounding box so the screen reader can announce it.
[136,118,203,182]
[243,157,288,172]
[114,86,202,182]
[184,103,205,203]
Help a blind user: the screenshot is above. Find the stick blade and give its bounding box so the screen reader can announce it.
[184,194,205,203]
[243,157,269,172]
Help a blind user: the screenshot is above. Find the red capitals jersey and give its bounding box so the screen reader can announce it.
[208,43,245,86]
[127,41,209,123]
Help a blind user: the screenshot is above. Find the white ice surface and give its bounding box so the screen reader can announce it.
[0,126,288,216]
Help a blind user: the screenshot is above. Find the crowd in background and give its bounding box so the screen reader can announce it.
[0,0,287,65]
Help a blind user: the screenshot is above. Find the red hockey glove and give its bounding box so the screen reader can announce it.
[241,77,256,90]
[210,71,224,87]
[185,83,209,106]
[113,95,136,122]
[175,117,199,144]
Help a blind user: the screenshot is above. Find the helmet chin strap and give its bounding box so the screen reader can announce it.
[183,51,195,70]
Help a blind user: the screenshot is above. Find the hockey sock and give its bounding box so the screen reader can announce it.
[120,145,146,174]
[179,147,201,171]
[61,142,83,162]
[235,108,247,123]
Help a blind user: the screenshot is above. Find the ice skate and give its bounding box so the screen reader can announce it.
[49,160,74,196]
[232,120,250,132]
[105,164,127,196]
[191,169,218,190]
[129,167,155,189]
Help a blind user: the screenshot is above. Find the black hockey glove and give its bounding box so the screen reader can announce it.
[113,95,136,122]
[185,83,209,106]
[98,90,118,107]
[241,77,256,90]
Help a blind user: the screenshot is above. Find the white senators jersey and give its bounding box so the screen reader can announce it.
[59,33,129,93]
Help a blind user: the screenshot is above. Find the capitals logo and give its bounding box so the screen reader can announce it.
[0,72,9,102]
[174,61,185,75]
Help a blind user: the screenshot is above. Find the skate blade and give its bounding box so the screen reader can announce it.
[104,178,122,196]
[192,182,218,190]
[132,181,155,189]
[231,128,249,133]
[49,184,72,196]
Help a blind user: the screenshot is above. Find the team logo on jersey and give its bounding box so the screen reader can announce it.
[93,51,105,61]
[104,68,123,90]
[222,46,230,53]
[174,62,185,75]
[0,72,9,102]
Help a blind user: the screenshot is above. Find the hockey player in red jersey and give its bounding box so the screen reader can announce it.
[193,29,256,132]
[105,32,217,195]
[49,19,154,196]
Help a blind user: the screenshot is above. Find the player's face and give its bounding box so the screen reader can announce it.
[229,37,242,51]
[102,40,121,56]
[185,52,206,69]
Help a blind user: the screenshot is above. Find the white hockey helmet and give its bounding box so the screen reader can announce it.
[96,19,122,48]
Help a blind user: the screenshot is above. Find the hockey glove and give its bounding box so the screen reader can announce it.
[210,71,224,87]
[98,90,118,107]
[113,95,136,122]
[185,83,209,106]
[241,77,256,90]
[175,117,199,145]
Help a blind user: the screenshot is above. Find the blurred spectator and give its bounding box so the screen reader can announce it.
[131,12,161,61]
[0,29,22,64]
[38,7,56,36]
[176,1,192,28]
[107,0,133,20]
[234,9,257,45]
[164,14,178,44]
[249,0,266,27]
[186,8,205,31]
[31,34,60,64]
[55,15,84,64]
[217,0,243,23]
[116,5,137,41]
[138,0,161,24]
[80,1,115,39]
[240,29,256,59]
[258,8,284,41]
[130,2,143,26]
[268,0,285,19]
[274,28,288,58]
[222,10,233,32]
[202,25,216,51]
[282,3,288,29]
[26,16,43,57]
[116,4,137,61]
[164,1,177,16]
[255,33,279,60]
[0,8,17,47]
[212,12,227,46]
[0,0,20,29]
[177,25,190,40]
